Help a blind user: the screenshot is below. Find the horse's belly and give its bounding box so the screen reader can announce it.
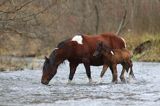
[90,58,103,66]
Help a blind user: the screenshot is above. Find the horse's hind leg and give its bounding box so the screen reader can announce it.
[127,60,135,80]
[68,62,79,84]
[129,65,136,80]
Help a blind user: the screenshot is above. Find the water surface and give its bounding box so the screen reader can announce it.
[0,62,160,106]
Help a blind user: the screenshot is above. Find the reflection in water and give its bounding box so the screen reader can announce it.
[0,62,160,106]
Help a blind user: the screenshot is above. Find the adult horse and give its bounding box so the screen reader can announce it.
[41,33,126,85]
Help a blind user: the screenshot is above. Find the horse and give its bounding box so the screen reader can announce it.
[41,33,126,85]
[93,41,135,83]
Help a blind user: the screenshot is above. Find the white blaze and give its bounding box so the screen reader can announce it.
[120,37,126,48]
[71,35,83,44]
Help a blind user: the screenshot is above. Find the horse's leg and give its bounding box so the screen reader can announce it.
[99,64,108,83]
[111,64,118,83]
[100,64,109,78]
[68,62,79,84]
[83,60,92,83]
[126,60,135,80]
[120,64,127,83]
[129,64,136,80]
[109,66,114,82]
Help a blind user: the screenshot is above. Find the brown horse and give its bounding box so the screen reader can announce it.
[41,33,126,85]
[93,42,135,83]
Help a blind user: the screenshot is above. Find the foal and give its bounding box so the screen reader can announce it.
[93,42,135,83]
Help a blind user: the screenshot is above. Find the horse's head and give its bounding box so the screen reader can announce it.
[41,47,66,85]
[93,41,114,56]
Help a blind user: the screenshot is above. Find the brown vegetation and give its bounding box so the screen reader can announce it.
[0,0,160,57]
[0,0,160,71]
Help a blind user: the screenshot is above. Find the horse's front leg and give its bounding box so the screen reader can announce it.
[68,62,79,84]
[120,64,127,83]
[100,64,109,78]
[83,59,92,83]
[110,64,118,83]
[99,64,108,83]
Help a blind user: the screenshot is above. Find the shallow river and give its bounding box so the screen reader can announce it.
[0,62,160,106]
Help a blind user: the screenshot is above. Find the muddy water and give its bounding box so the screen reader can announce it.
[0,62,160,106]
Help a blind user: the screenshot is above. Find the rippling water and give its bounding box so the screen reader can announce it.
[0,62,160,106]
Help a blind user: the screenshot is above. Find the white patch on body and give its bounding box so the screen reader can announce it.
[120,37,126,48]
[110,51,114,55]
[71,35,83,44]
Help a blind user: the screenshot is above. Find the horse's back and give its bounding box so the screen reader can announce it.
[83,33,126,49]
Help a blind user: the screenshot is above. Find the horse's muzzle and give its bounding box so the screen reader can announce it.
[41,80,49,85]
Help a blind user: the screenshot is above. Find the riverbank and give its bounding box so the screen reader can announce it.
[0,56,43,71]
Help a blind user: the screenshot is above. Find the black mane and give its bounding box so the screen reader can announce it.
[57,39,69,49]
[43,59,49,72]
[44,39,69,69]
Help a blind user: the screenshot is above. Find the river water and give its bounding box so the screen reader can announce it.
[0,62,160,106]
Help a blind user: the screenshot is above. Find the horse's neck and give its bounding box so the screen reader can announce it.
[103,52,112,60]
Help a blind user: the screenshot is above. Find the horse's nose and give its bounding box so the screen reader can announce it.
[41,80,49,85]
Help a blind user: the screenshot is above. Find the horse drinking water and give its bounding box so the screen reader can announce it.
[41,33,126,85]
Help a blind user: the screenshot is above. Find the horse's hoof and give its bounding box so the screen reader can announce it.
[97,78,103,84]
[67,80,72,85]
[88,79,97,85]
[89,79,92,83]
[112,80,118,84]
[131,76,136,80]
[120,78,127,83]
[121,80,127,84]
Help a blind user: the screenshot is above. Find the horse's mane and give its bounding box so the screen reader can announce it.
[46,39,70,66]
[43,50,56,72]
[43,59,49,71]
[57,39,70,49]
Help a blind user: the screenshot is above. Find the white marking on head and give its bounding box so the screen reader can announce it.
[110,51,114,55]
[120,37,126,48]
[71,35,83,44]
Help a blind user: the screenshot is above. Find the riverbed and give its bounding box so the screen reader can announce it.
[0,62,160,106]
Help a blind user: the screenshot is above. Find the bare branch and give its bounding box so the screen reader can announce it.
[95,5,99,34]
[116,8,127,35]
[22,4,53,21]
[0,0,34,14]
